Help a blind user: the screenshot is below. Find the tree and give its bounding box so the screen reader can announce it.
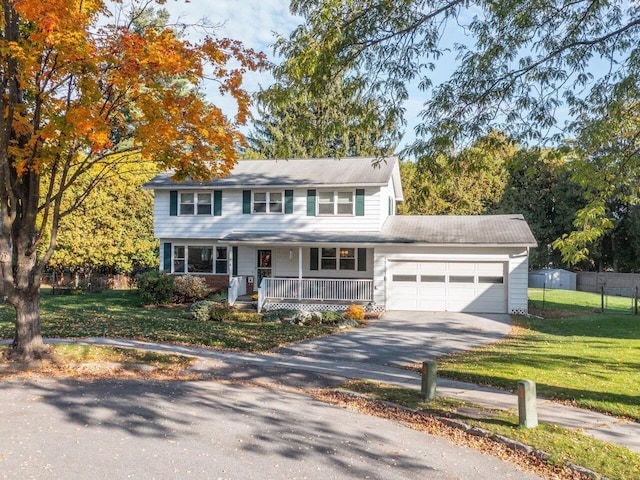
[0,0,264,361]
[45,157,159,276]
[399,132,511,215]
[282,1,640,154]
[553,81,640,269]
[491,148,586,269]
[250,39,400,158]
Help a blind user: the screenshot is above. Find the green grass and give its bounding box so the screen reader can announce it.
[0,290,337,352]
[435,290,640,420]
[529,287,636,313]
[342,380,640,480]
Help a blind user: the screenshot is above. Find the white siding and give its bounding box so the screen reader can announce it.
[233,246,373,279]
[153,187,385,239]
[508,253,529,314]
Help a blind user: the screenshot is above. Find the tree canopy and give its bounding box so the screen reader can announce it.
[0,0,264,361]
[281,1,640,153]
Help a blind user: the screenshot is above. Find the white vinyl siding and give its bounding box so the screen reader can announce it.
[153,188,382,238]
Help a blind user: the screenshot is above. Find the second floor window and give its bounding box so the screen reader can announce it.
[180,193,212,215]
[253,192,283,213]
[318,191,354,215]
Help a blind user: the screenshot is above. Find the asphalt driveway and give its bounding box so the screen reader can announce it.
[277,311,512,367]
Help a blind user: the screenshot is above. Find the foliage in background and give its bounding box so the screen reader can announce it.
[490,148,586,269]
[45,158,159,275]
[399,132,511,215]
[250,65,399,158]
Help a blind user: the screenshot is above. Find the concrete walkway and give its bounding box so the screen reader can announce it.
[20,336,639,455]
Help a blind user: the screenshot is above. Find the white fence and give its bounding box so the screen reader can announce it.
[259,277,373,306]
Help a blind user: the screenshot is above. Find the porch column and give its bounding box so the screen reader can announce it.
[298,247,303,300]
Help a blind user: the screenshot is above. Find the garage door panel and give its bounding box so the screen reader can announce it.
[388,260,507,313]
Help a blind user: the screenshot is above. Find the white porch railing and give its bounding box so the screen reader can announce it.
[228,276,240,306]
[259,277,373,305]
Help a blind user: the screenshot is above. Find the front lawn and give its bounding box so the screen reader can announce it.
[0,290,337,352]
[436,290,640,420]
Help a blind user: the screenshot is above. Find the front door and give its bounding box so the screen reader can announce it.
[257,249,272,287]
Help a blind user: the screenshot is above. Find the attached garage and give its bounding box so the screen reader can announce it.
[387,260,507,313]
[371,216,537,314]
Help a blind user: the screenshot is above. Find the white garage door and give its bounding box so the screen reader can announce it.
[387,261,507,313]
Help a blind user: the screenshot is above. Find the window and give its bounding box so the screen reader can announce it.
[321,248,336,270]
[339,248,355,270]
[317,191,353,215]
[180,193,212,216]
[215,247,228,274]
[172,246,227,274]
[253,192,283,213]
[320,247,356,270]
[173,246,186,273]
[188,246,214,273]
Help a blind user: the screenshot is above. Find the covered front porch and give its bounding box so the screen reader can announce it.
[224,242,377,312]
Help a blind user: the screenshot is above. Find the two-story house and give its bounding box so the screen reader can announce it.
[144,156,537,314]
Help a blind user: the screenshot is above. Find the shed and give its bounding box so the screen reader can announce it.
[528,269,577,290]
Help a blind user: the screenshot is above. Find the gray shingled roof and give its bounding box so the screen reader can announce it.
[223,214,537,246]
[144,156,398,189]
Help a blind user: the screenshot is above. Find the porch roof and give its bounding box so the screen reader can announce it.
[223,214,537,247]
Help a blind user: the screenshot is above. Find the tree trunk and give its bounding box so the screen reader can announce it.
[4,292,50,361]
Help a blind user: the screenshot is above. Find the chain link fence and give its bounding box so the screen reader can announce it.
[528,286,639,314]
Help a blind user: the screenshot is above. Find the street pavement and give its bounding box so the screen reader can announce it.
[1,308,639,479]
[0,377,541,479]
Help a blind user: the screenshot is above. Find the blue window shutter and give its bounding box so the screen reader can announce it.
[388,197,394,215]
[357,248,367,272]
[310,248,319,270]
[307,189,316,216]
[213,191,222,216]
[169,191,178,216]
[163,242,172,271]
[232,246,238,276]
[284,190,294,214]
[355,189,365,216]
[242,190,251,214]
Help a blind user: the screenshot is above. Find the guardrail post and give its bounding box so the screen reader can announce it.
[517,380,538,428]
[421,360,437,401]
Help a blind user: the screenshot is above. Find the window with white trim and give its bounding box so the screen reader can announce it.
[172,245,227,274]
[320,247,356,271]
[318,191,353,215]
[180,192,212,215]
[253,192,283,213]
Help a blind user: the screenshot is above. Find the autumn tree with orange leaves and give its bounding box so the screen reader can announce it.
[0,0,264,361]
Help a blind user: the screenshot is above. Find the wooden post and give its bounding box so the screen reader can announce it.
[421,360,437,401]
[518,380,538,428]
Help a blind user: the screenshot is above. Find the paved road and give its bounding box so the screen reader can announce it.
[0,378,541,480]
[278,311,512,366]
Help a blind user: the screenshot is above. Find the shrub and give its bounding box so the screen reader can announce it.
[210,302,234,321]
[345,304,365,321]
[190,300,214,321]
[263,309,298,323]
[136,270,174,305]
[321,311,344,324]
[172,275,211,304]
[231,312,263,323]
